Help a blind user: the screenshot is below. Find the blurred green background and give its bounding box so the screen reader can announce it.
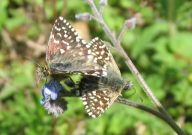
[0,0,192,135]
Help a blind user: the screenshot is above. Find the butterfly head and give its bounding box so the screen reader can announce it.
[36,64,50,86]
[123,80,133,91]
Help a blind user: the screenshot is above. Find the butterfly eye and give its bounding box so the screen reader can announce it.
[42,68,48,77]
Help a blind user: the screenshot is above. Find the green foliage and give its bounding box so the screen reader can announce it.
[0,0,8,31]
[0,62,34,100]
[0,0,191,135]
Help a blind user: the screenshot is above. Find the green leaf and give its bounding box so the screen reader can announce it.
[170,32,192,58]
[132,22,168,58]
[5,10,26,30]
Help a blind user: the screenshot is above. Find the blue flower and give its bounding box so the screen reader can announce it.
[41,79,63,104]
[41,79,68,117]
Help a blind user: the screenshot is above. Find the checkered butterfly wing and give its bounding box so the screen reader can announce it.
[80,39,124,118]
[81,88,121,118]
[87,38,121,77]
[46,16,111,77]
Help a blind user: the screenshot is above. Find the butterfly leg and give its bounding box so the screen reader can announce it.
[59,76,81,97]
[64,76,76,87]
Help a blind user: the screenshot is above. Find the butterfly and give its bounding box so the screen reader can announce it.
[37,16,115,115]
[38,16,132,118]
[78,39,132,118]
[43,16,113,81]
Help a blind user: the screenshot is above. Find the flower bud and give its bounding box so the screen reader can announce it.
[125,17,136,29]
[75,13,91,21]
[99,0,108,7]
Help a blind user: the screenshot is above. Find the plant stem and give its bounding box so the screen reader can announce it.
[85,0,185,135]
[116,97,185,135]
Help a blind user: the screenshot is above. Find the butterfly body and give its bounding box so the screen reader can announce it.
[79,67,125,94]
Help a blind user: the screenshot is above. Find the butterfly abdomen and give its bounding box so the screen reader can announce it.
[50,62,72,72]
[79,75,100,93]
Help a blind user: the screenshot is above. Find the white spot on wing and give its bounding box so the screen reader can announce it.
[86,43,91,48]
[59,16,63,20]
[66,46,71,50]
[88,49,91,54]
[102,71,107,76]
[78,52,83,56]
[64,34,68,38]
[93,58,98,63]
[53,39,59,44]
[55,26,61,31]
[82,40,86,44]
[87,55,94,60]
[60,49,65,54]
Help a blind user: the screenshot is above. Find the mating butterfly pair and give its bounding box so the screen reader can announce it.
[40,16,132,118]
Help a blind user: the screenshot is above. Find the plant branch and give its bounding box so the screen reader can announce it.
[84,0,185,135]
[116,97,165,118]
[116,97,185,135]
